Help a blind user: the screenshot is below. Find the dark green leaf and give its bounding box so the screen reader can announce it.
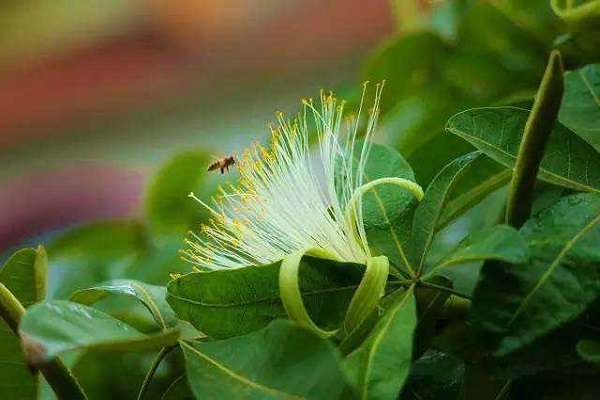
[181,320,350,399]
[70,279,177,330]
[0,247,47,399]
[455,2,548,87]
[410,152,484,274]
[144,149,213,235]
[576,339,600,363]
[471,193,600,355]
[447,107,600,193]
[161,375,195,400]
[344,287,417,400]
[560,63,600,152]
[167,256,364,339]
[425,225,529,279]
[403,350,464,400]
[19,301,179,364]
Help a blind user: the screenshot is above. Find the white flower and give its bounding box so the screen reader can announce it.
[183,83,422,270]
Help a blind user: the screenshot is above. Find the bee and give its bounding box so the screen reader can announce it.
[207,155,236,174]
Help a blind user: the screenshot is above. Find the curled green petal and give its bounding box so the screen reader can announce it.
[342,255,390,336]
[348,177,424,214]
[346,177,424,276]
[279,249,390,339]
[279,249,340,338]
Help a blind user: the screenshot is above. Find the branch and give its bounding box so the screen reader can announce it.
[0,283,88,400]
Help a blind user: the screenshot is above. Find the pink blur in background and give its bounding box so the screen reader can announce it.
[0,0,396,250]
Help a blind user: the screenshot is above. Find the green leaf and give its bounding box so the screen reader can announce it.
[0,247,47,399]
[344,287,417,400]
[19,300,179,364]
[560,63,600,152]
[471,193,600,355]
[447,106,600,193]
[437,156,510,231]
[144,149,214,235]
[489,0,561,43]
[47,220,146,298]
[576,339,600,363]
[167,256,364,339]
[364,31,452,113]
[425,225,529,279]
[70,279,178,330]
[410,152,485,274]
[403,350,464,400]
[456,2,549,86]
[181,320,351,399]
[161,375,195,400]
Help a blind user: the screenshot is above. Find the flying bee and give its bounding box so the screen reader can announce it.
[208,155,236,174]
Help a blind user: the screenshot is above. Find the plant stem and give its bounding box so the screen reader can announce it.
[137,345,177,400]
[38,359,88,400]
[0,283,25,333]
[505,51,564,228]
[0,283,88,400]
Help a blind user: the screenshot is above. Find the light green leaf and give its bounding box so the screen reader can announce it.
[0,247,47,399]
[167,256,364,339]
[425,225,529,279]
[181,320,351,399]
[437,155,510,231]
[560,63,600,152]
[447,106,600,193]
[344,287,417,400]
[409,152,485,274]
[19,300,179,364]
[144,149,214,235]
[47,220,146,298]
[471,193,600,355]
[576,339,600,363]
[70,279,178,330]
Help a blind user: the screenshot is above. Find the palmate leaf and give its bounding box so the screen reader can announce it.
[167,256,364,339]
[181,320,351,399]
[560,63,600,152]
[19,301,179,364]
[446,106,600,193]
[0,247,47,399]
[471,193,600,355]
[344,287,417,400]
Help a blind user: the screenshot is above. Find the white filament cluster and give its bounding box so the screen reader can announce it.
[183,84,384,270]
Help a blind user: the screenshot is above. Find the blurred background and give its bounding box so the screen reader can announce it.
[1,0,423,252]
[3,1,586,398]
